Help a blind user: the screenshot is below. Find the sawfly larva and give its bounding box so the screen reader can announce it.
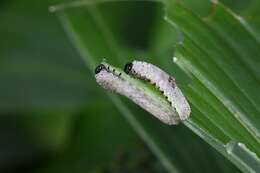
[124,60,191,121]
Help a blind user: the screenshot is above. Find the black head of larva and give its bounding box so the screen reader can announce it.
[95,64,106,74]
[124,62,133,74]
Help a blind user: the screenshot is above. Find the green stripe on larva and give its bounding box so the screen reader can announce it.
[95,61,190,125]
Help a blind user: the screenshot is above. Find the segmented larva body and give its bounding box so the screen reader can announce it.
[124,60,191,121]
[95,63,180,125]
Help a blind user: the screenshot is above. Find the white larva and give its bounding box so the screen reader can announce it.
[95,63,181,125]
[124,60,191,121]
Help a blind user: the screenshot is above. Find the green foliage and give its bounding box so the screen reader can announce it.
[0,0,259,172]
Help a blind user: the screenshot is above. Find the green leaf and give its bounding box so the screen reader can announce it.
[166,1,260,171]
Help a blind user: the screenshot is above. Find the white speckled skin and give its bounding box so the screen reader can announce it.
[95,69,180,125]
[130,61,191,121]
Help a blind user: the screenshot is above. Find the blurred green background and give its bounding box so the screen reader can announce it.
[1,0,259,172]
